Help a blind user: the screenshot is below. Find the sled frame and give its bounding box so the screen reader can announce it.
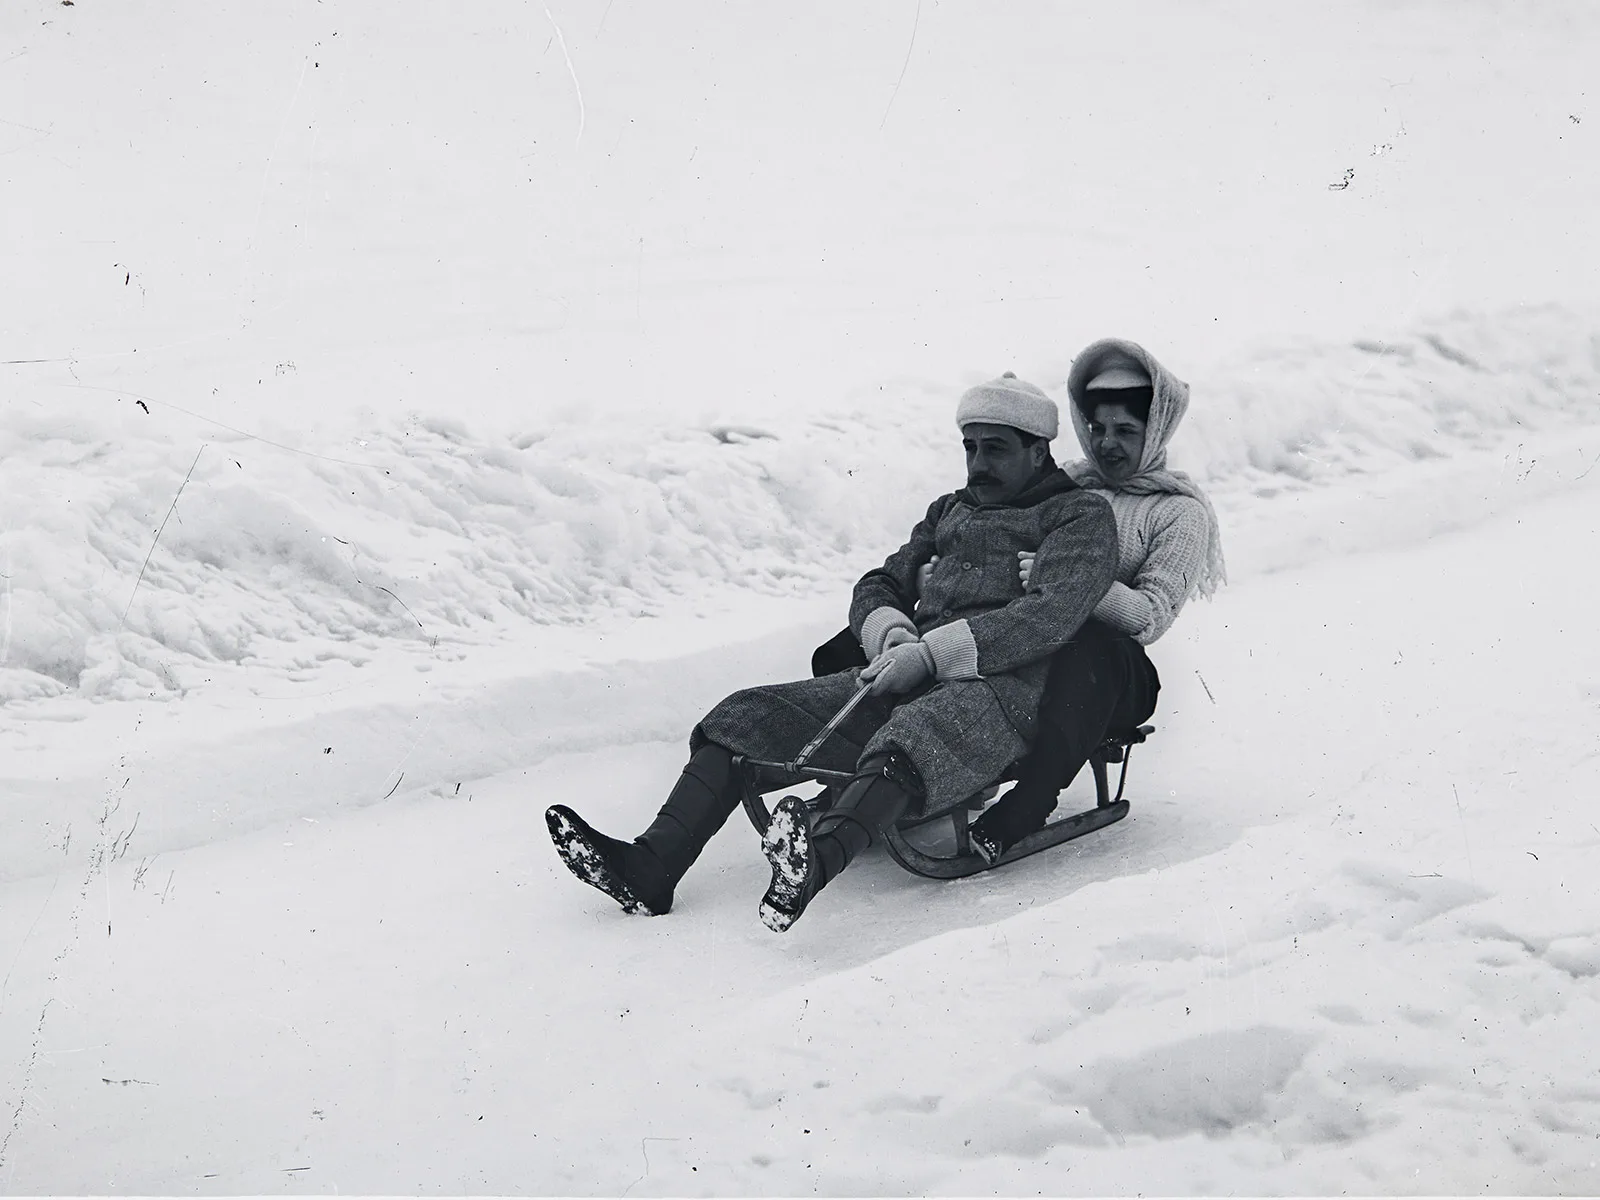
[735,725,1154,880]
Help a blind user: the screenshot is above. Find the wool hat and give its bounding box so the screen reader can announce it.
[955,371,1059,440]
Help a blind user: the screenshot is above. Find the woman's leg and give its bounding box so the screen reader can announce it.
[969,621,1159,861]
[811,627,869,678]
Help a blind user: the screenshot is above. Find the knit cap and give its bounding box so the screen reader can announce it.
[1085,361,1151,390]
[955,371,1059,440]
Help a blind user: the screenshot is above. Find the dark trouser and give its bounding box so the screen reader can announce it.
[977,619,1159,847]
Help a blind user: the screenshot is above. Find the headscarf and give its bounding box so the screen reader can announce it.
[1063,338,1227,600]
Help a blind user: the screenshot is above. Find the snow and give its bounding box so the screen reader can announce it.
[7,305,1597,712]
[4,0,1600,1193]
[5,478,1600,1193]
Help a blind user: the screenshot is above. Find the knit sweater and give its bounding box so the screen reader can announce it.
[1084,487,1211,645]
[1064,336,1227,607]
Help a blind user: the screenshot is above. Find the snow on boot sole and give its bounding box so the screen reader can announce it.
[968,824,1004,867]
[759,797,814,933]
[546,805,660,916]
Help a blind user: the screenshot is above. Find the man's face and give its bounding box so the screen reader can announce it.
[962,422,1047,505]
[1087,401,1147,483]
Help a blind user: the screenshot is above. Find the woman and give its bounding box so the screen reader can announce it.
[813,338,1226,863]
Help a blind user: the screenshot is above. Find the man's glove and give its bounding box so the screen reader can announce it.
[861,639,935,696]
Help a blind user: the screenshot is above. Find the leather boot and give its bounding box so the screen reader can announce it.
[636,743,741,881]
[759,752,922,932]
[968,778,1059,865]
[546,743,739,915]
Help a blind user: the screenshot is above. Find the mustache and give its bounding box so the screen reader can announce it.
[967,473,1000,487]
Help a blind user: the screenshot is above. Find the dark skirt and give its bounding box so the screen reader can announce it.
[808,618,1160,793]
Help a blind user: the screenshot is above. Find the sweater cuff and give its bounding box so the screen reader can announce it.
[860,606,918,660]
[1094,582,1153,641]
[922,620,981,681]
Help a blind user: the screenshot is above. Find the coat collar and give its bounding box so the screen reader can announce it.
[954,463,1075,509]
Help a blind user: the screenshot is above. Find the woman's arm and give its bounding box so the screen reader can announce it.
[1094,497,1210,644]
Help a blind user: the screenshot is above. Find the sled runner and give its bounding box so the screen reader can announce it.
[735,687,1153,879]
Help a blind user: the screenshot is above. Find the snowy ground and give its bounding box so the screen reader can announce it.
[5,0,1600,1194]
[4,452,1599,1194]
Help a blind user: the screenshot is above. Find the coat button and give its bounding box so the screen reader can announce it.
[961,561,973,570]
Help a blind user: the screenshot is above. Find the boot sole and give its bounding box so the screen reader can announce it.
[759,799,812,933]
[546,806,657,916]
[968,826,1004,867]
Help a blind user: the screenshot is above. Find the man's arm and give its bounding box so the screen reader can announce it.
[920,493,1118,679]
[848,495,951,659]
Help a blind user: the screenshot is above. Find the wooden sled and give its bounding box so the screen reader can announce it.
[734,685,1153,879]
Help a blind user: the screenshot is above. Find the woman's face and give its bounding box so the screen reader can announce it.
[1087,402,1148,483]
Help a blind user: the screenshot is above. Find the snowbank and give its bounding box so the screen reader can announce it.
[0,598,839,886]
[5,305,1598,707]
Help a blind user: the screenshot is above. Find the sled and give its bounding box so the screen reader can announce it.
[733,686,1153,879]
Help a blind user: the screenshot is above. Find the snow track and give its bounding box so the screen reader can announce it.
[2,444,1597,1193]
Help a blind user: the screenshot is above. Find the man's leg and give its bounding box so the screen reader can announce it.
[693,671,891,774]
[547,673,890,915]
[804,631,871,813]
[547,739,743,915]
[969,621,1160,862]
[759,750,924,932]
[758,679,1024,931]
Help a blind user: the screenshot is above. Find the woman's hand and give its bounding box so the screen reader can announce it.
[882,626,920,651]
[1018,550,1035,588]
[916,555,941,598]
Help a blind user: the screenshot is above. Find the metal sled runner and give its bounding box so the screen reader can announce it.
[733,686,1153,879]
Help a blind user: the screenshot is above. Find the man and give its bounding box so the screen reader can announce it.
[546,372,1118,931]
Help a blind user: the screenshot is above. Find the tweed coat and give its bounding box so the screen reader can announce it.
[697,467,1118,812]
